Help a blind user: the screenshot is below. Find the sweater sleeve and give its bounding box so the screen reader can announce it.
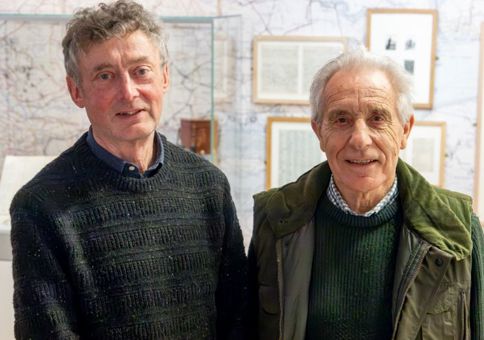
[215,180,248,340]
[10,191,80,340]
[471,215,484,340]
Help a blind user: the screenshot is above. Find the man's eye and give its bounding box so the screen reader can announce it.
[135,67,151,77]
[335,116,348,124]
[98,73,112,80]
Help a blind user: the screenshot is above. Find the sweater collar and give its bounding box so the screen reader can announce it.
[263,159,472,260]
[86,128,164,178]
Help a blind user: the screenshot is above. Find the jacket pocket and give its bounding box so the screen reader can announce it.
[259,285,279,315]
[421,286,456,340]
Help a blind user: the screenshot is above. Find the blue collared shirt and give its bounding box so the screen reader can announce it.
[86,128,164,178]
[327,175,398,217]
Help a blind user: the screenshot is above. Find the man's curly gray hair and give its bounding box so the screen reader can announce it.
[62,0,168,84]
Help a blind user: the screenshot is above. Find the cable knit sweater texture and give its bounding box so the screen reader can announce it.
[10,133,247,340]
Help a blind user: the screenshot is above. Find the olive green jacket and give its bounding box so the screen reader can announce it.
[248,160,483,340]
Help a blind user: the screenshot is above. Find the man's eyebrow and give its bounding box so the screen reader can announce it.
[129,56,150,64]
[92,63,113,72]
[91,57,152,72]
[326,109,349,120]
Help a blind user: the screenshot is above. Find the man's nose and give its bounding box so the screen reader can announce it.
[118,74,139,101]
[348,120,372,150]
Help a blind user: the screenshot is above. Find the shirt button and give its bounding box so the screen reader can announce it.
[435,258,444,267]
[128,165,136,171]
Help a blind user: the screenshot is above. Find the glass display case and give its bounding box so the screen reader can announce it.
[0,13,242,256]
[0,13,241,167]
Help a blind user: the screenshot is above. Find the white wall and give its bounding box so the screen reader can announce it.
[0,0,483,334]
[0,261,14,340]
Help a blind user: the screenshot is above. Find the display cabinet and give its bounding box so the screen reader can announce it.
[0,13,242,255]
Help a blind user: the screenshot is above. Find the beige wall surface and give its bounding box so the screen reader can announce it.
[0,261,14,340]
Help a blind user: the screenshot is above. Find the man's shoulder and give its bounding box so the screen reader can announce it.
[252,162,331,237]
[253,189,278,213]
[162,136,226,180]
[253,162,330,215]
[10,138,88,209]
[432,185,473,206]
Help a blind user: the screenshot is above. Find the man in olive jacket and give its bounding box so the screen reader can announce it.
[248,48,484,340]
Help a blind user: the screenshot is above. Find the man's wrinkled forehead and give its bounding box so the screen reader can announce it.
[323,86,394,108]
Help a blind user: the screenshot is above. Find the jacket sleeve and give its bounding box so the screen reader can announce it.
[215,180,248,340]
[471,215,484,340]
[10,191,80,339]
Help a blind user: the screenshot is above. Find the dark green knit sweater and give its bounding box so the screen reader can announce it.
[306,195,402,340]
[10,133,247,340]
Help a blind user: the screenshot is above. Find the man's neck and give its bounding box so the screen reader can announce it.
[93,133,157,173]
[328,176,398,217]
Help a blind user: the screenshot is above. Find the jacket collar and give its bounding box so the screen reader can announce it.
[396,159,472,260]
[264,162,330,238]
[264,159,472,260]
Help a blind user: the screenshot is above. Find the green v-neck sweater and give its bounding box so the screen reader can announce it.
[10,133,247,340]
[306,195,402,340]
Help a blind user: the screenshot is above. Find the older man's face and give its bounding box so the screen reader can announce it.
[312,67,414,202]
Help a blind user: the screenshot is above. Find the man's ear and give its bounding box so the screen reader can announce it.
[400,114,415,149]
[161,64,169,92]
[66,76,85,108]
[311,119,326,152]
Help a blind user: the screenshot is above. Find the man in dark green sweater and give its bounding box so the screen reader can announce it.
[248,48,484,340]
[10,1,247,339]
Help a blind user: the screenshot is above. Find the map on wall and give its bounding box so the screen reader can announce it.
[0,19,88,174]
[0,16,216,178]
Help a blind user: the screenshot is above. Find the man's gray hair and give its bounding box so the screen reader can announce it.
[309,47,414,124]
[62,0,168,84]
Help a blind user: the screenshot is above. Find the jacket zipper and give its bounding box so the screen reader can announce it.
[276,239,284,340]
[460,290,468,340]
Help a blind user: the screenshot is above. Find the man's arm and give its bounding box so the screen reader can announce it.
[215,182,248,340]
[471,215,484,340]
[10,193,80,339]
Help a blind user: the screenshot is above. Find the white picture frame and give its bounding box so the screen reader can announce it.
[367,9,438,109]
[266,116,326,189]
[474,22,484,224]
[400,121,446,187]
[253,36,346,105]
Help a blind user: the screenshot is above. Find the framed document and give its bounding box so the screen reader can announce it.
[253,36,346,105]
[475,22,484,223]
[266,116,326,189]
[400,121,446,187]
[367,9,438,109]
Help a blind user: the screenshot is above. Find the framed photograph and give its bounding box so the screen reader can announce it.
[366,9,438,109]
[474,22,484,224]
[400,121,446,187]
[266,116,326,189]
[253,36,346,105]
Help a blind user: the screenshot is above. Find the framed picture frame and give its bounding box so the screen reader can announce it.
[400,121,446,187]
[366,9,438,109]
[266,116,326,189]
[474,22,484,224]
[253,36,346,105]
